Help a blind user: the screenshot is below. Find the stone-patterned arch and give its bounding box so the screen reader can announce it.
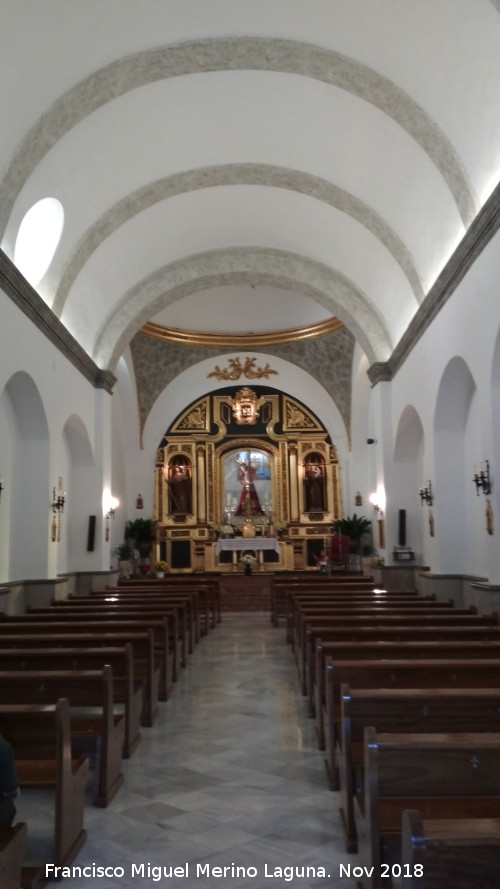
[52,163,424,317]
[0,37,476,241]
[90,247,392,370]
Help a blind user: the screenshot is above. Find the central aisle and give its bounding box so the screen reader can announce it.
[36,613,358,888]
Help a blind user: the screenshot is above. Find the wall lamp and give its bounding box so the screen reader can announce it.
[51,477,66,542]
[369,492,384,515]
[473,461,491,496]
[105,496,119,541]
[419,481,433,506]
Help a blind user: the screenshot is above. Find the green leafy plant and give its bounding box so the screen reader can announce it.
[334,513,372,553]
[125,518,156,543]
[113,543,134,561]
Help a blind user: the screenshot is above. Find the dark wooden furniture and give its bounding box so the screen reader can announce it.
[316,639,500,748]
[0,823,27,889]
[353,730,500,889]
[0,699,88,885]
[401,808,500,889]
[339,685,500,852]
[0,630,159,728]
[0,644,142,758]
[0,667,124,807]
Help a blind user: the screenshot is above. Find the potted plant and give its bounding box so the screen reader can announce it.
[361,542,376,575]
[334,513,372,554]
[113,542,134,578]
[125,518,156,557]
[153,560,169,578]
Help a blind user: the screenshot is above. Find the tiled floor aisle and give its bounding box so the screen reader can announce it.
[17,612,359,888]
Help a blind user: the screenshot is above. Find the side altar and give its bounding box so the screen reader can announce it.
[152,381,343,573]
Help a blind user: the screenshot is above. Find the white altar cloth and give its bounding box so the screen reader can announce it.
[214,537,280,555]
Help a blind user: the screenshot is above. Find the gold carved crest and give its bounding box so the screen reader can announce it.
[232,387,266,425]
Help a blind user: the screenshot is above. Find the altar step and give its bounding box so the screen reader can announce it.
[218,574,272,611]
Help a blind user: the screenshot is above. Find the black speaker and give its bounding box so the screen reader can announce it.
[398,509,406,547]
[87,515,96,551]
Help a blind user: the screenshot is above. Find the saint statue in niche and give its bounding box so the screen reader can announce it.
[304,458,325,511]
[167,460,192,514]
[234,456,265,516]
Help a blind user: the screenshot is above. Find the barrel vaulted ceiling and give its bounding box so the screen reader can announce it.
[2,0,500,380]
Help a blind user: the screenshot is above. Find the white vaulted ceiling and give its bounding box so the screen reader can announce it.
[2,0,500,372]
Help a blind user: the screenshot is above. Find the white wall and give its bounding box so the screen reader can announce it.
[0,290,113,582]
[350,228,500,582]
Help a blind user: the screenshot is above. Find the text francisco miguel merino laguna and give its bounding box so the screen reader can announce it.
[45,862,332,881]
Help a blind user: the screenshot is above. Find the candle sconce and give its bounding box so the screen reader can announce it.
[473,461,491,496]
[419,481,433,506]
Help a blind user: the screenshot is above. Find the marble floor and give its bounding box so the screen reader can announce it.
[16,612,361,888]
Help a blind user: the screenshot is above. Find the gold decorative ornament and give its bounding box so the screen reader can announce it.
[232,387,266,425]
[178,404,207,430]
[207,356,278,382]
[142,317,342,348]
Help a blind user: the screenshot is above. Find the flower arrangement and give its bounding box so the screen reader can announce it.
[239,553,257,565]
[153,560,169,572]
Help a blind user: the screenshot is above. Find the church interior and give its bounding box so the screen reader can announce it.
[2,2,500,886]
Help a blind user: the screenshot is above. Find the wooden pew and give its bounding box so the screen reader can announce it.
[0,667,124,808]
[107,583,205,642]
[271,577,383,627]
[0,699,88,886]
[0,630,159,728]
[0,645,141,758]
[305,618,500,710]
[290,596,461,652]
[315,639,500,748]
[323,658,500,798]
[286,592,436,643]
[339,686,500,852]
[24,604,183,682]
[116,575,222,630]
[1,614,174,700]
[401,808,500,889]
[353,730,500,889]
[293,599,470,656]
[86,590,197,652]
[0,822,28,889]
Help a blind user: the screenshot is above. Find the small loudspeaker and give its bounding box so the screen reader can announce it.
[398,509,406,547]
[87,515,96,551]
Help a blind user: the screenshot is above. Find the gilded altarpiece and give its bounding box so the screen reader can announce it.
[153,386,342,572]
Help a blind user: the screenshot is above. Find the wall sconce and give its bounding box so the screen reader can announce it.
[105,496,119,541]
[135,493,144,510]
[473,461,491,496]
[51,477,66,542]
[419,480,433,506]
[369,492,383,515]
[354,491,363,506]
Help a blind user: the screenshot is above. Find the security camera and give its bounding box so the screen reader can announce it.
[366,438,376,445]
